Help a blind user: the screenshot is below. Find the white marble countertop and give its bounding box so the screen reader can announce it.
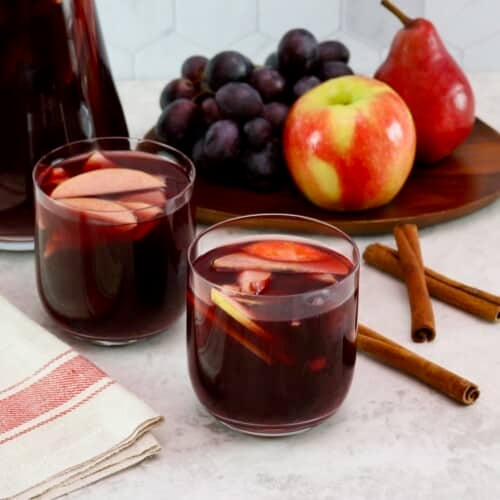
[1,76,499,500]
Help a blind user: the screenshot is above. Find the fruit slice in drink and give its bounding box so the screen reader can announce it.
[242,240,350,274]
[237,270,271,294]
[58,197,137,227]
[83,151,122,172]
[43,197,137,257]
[42,162,169,255]
[118,201,164,240]
[212,251,348,275]
[243,240,333,262]
[190,291,274,366]
[211,288,272,341]
[310,273,337,284]
[209,288,294,365]
[50,167,164,200]
[118,189,167,208]
[40,166,70,191]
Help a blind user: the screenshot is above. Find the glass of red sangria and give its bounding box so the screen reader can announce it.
[187,214,360,436]
[34,137,195,345]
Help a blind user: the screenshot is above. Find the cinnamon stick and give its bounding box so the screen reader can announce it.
[393,224,436,342]
[363,243,500,322]
[358,324,479,405]
[397,224,423,263]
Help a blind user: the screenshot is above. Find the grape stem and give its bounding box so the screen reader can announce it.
[381,0,413,26]
[194,88,214,103]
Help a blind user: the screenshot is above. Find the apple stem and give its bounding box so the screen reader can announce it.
[381,0,413,26]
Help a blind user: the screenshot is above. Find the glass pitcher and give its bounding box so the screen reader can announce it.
[0,0,128,249]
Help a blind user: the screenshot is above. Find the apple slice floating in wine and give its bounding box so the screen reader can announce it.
[118,201,163,222]
[237,270,271,295]
[189,291,274,366]
[212,252,348,275]
[208,288,294,365]
[58,197,137,228]
[118,200,164,240]
[243,240,332,262]
[83,151,122,172]
[310,273,337,284]
[44,197,137,257]
[210,288,272,341]
[46,166,69,185]
[50,167,164,200]
[119,189,167,208]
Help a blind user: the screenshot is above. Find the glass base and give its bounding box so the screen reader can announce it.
[0,237,34,251]
[209,411,332,437]
[219,420,312,437]
[90,339,139,347]
[53,323,168,347]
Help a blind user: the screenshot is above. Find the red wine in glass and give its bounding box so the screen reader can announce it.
[35,139,195,344]
[187,229,359,436]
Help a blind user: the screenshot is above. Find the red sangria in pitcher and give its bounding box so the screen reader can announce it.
[0,0,128,248]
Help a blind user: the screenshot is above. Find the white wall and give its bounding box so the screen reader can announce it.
[95,0,500,81]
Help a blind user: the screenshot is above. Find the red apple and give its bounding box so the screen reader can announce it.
[283,75,416,211]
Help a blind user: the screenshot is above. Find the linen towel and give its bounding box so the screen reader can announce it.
[0,297,162,499]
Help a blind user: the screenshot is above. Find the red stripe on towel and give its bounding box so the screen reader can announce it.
[0,355,106,435]
[0,349,72,395]
[0,380,115,446]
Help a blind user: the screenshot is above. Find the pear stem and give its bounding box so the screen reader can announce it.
[381,0,413,26]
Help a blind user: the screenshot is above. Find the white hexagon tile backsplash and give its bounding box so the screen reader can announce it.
[95,0,500,81]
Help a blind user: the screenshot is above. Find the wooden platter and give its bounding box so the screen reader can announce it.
[149,119,500,235]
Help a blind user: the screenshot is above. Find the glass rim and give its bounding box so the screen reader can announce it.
[188,212,360,300]
[33,136,196,213]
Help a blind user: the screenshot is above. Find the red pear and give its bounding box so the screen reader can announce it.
[375,0,475,164]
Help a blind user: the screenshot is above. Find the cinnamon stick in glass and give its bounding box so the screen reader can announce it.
[363,243,500,322]
[393,224,436,342]
[358,324,479,405]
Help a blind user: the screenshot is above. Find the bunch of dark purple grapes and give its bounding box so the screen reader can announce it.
[156,28,352,192]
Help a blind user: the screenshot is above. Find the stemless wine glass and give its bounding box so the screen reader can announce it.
[187,214,360,436]
[34,137,195,345]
